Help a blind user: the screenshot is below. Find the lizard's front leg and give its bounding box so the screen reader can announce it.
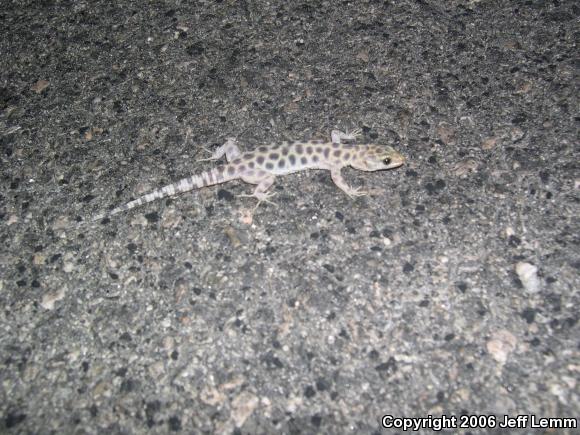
[330,167,368,198]
[198,137,242,162]
[331,128,362,144]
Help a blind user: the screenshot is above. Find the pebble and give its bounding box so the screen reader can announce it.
[41,287,66,310]
[515,262,541,293]
[487,330,517,364]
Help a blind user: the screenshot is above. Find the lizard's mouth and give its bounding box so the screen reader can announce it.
[389,158,405,168]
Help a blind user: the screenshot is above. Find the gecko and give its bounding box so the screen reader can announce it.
[90,129,405,222]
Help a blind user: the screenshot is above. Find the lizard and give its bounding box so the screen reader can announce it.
[90,129,405,222]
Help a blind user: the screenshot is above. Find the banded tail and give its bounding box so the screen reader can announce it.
[90,165,235,222]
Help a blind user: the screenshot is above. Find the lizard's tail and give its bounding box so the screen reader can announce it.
[90,165,234,222]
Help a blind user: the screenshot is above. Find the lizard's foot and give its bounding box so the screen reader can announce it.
[239,191,278,206]
[239,192,278,215]
[331,128,362,143]
[345,186,383,198]
[196,146,218,162]
[344,186,370,198]
[345,128,362,140]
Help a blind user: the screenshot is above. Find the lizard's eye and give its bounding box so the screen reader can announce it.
[383,157,392,165]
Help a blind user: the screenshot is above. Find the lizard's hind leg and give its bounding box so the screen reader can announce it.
[239,172,277,210]
[198,137,242,162]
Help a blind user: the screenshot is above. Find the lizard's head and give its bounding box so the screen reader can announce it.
[350,144,405,172]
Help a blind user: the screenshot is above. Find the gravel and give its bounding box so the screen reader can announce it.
[1,0,578,433]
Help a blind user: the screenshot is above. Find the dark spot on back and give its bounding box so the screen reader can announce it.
[248,161,255,168]
[295,144,304,154]
[332,142,340,148]
[343,153,350,160]
[300,156,308,165]
[289,155,296,165]
[258,146,268,152]
[278,159,285,168]
[306,146,313,154]
[232,158,242,165]
[323,148,330,158]
[269,153,279,160]
[312,155,319,163]
[333,150,341,157]
[243,153,252,159]
[265,162,274,170]
[227,166,235,175]
[238,165,246,172]
[256,156,265,164]
[315,147,322,153]
[282,147,289,156]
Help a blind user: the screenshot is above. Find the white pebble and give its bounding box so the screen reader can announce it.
[515,262,541,293]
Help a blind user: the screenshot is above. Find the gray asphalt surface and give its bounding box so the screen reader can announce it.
[1,0,578,434]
